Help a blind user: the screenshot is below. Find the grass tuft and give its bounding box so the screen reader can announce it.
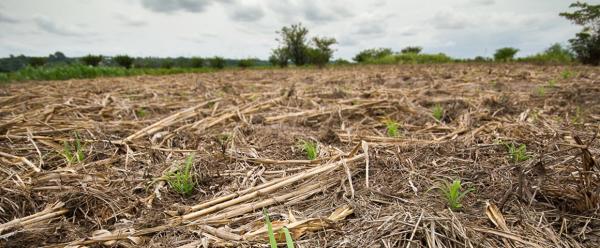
[439,179,474,211]
[299,140,318,160]
[506,143,529,163]
[432,104,444,121]
[166,154,196,196]
[263,209,295,248]
[62,132,84,164]
[384,120,400,137]
[534,86,546,97]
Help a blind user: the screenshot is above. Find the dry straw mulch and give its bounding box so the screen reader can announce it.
[1,64,599,247]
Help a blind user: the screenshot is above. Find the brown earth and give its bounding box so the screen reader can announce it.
[1,64,599,247]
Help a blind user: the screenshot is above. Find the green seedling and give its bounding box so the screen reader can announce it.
[384,120,400,137]
[166,154,196,196]
[62,132,84,164]
[506,143,529,163]
[263,209,295,248]
[136,108,148,117]
[534,86,546,97]
[561,70,572,80]
[216,133,232,154]
[299,140,318,160]
[548,79,557,87]
[571,106,584,124]
[432,104,444,121]
[438,179,474,211]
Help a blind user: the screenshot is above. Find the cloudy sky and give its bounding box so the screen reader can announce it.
[0,0,596,60]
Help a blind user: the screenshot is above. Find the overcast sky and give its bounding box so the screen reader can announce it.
[0,0,597,60]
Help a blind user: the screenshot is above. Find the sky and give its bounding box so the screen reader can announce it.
[0,0,597,60]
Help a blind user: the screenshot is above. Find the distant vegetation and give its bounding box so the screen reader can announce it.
[0,1,597,83]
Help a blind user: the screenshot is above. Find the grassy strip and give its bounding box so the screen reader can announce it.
[0,65,217,83]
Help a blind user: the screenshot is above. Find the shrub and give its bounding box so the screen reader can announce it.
[113,55,134,69]
[494,47,519,61]
[161,59,174,69]
[401,46,422,54]
[269,47,289,68]
[29,57,48,67]
[190,57,205,68]
[520,43,574,64]
[307,36,336,68]
[333,58,351,65]
[560,2,600,65]
[353,48,393,63]
[80,55,103,67]
[238,58,257,68]
[209,56,226,69]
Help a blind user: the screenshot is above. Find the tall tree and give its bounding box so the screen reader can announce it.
[560,2,600,65]
[277,23,309,66]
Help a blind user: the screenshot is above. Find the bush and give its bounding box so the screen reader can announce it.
[113,55,134,69]
[401,46,422,54]
[365,53,452,64]
[269,48,289,68]
[190,57,205,68]
[307,36,336,68]
[161,59,174,69]
[333,58,351,65]
[238,58,257,68]
[209,56,226,69]
[494,47,519,61]
[80,55,103,67]
[29,57,48,67]
[520,43,574,64]
[353,48,393,63]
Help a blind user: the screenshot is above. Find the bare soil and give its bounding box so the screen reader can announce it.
[1,64,600,247]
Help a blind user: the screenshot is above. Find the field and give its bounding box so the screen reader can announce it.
[1,64,599,247]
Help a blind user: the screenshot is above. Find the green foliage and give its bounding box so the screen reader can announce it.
[136,108,148,117]
[364,53,452,64]
[28,57,48,67]
[506,143,529,163]
[353,48,393,63]
[333,58,351,65]
[263,209,295,248]
[307,36,337,68]
[432,104,444,121]
[0,64,214,82]
[562,70,573,79]
[113,55,134,69]
[161,59,174,69]
[534,86,546,97]
[384,120,400,137]
[238,58,257,68]
[438,179,474,211]
[62,132,84,164]
[269,47,289,68]
[277,23,310,66]
[401,46,423,54]
[209,56,226,69]
[299,140,317,160]
[494,47,519,61]
[560,2,600,65]
[190,57,205,68]
[548,79,557,87]
[80,55,103,67]
[520,43,574,64]
[166,154,196,196]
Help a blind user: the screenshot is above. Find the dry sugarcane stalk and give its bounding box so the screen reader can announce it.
[0,201,67,235]
[0,151,41,172]
[179,154,365,222]
[123,98,221,141]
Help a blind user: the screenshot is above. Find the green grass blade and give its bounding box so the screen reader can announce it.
[281,227,295,248]
[263,208,277,248]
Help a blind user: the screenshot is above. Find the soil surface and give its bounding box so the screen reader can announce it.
[1,64,600,247]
